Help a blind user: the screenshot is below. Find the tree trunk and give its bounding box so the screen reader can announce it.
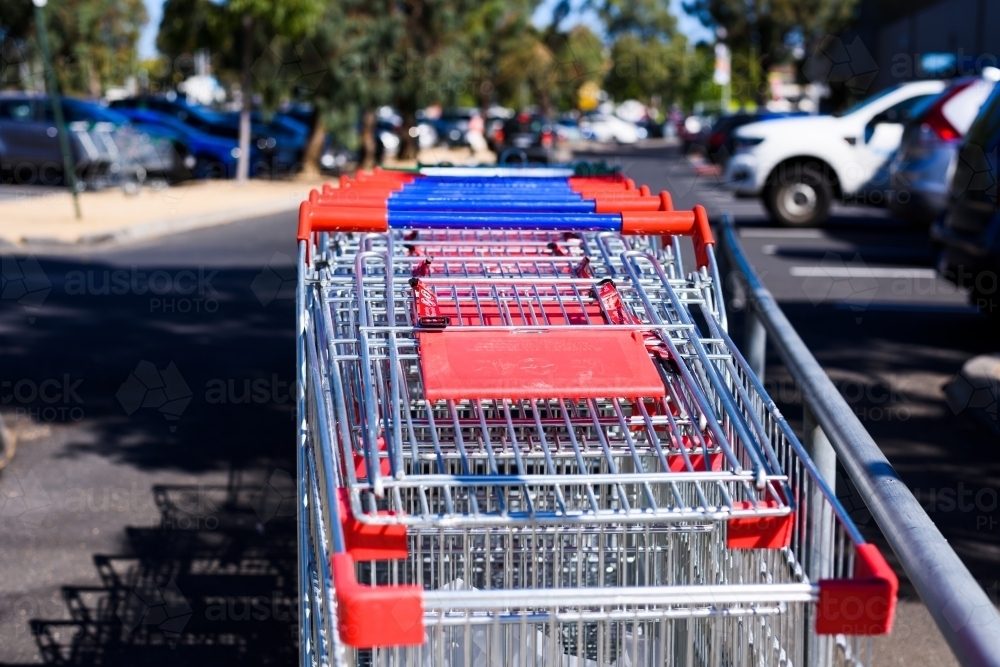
[398,107,418,161]
[236,14,253,184]
[299,106,326,179]
[359,107,377,170]
[479,78,492,116]
[537,87,553,119]
[88,63,102,99]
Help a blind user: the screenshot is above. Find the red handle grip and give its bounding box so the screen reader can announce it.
[332,553,424,647]
[620,204,714,267]
[298,201,389,240]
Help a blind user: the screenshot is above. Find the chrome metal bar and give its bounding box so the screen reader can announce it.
[745,303,767,382]
[719,211,1000,667]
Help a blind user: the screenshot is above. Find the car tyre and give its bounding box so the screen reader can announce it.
[765,162,832,227]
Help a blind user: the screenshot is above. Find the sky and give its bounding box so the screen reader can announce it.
[138,0,715,60]
[529,0,714,44]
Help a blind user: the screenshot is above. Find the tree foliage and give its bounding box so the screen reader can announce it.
[459,0,536,109]
[595,0,690,111]
[497,24,604,114]
[684,0,859,99]
[0,0,146,96]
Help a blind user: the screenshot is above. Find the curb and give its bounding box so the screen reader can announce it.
[945,353,1000,437]
[10,199,300,248]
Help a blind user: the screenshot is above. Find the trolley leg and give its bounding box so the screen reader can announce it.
[803,403,837,667]
[803,404,836,487]
[744,305,767,382]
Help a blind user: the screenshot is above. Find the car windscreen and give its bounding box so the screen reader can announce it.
[503,118,547,134]
[835,85,901,117]
[61,101,131,125]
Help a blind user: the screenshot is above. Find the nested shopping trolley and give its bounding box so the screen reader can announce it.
[296,166,897,667]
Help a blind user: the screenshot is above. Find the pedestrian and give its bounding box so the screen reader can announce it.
[467,111,487,154]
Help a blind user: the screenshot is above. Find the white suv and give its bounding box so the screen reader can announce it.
[724,80,946,225]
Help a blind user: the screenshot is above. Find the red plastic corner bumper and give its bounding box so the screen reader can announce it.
[726,500,795,549]
[817,543,898,635]
[332,553,424,647]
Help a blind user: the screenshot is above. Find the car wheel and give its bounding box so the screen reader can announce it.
[765,162,832,227]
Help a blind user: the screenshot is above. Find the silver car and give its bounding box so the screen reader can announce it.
[888,73,998,225]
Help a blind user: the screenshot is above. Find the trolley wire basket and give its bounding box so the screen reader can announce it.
[296,167,898,667]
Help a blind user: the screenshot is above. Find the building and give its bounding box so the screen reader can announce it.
[859,0,1000,92]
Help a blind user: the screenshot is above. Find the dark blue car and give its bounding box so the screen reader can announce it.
[112,106,243,179]
[111,97,305,176]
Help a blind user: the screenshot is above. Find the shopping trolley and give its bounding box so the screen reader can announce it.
[300,169,727,324]
[297,166,897,667]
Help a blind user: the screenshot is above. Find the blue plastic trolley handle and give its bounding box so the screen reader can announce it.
[385,211,623,231]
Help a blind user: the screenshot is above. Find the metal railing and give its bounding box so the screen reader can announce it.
[717,213,1000,667]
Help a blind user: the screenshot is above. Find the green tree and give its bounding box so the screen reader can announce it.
[497,21,604,115]
[386,0,481,159]
[306,0,399,170]
[460,0,537,111]
[595,0,690,110]
[0,0,146,96]
[683,0,859,102]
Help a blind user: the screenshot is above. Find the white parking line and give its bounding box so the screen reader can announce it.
[739,229,828,238]
[789,266,937,279]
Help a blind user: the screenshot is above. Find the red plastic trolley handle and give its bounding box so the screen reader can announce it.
[297,201,714,266]
[816,543,898,635]
[569,175,635,190]
[309,188,669,213]
[332,553,425,648]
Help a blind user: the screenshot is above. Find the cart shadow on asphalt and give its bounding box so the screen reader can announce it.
[0,257,297,472]
[28,477,299,665]
[1,251,300,665]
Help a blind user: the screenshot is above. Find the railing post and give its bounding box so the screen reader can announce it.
[744,303,767,383]
[803,402,837,667]
[803,404,837,486]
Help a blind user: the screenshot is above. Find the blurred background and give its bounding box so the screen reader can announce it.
[1,0,995,184]
[2,1,1000,665]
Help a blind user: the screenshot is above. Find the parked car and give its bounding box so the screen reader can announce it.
[725,80,947,226]
[554,115,584,144]
[59,99,179,184]
[111,96,297,175]
[932,83,1000,315]
[493,113,570,164]
[889,73,1000,225]
[688,112,806,165]
[680,114,713,152]
[485,113,509,152]
[0,93,174,189]
[636,118,666,139]
[112,106,244,179]
[434,108,477,147]
[579,112,641,144]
